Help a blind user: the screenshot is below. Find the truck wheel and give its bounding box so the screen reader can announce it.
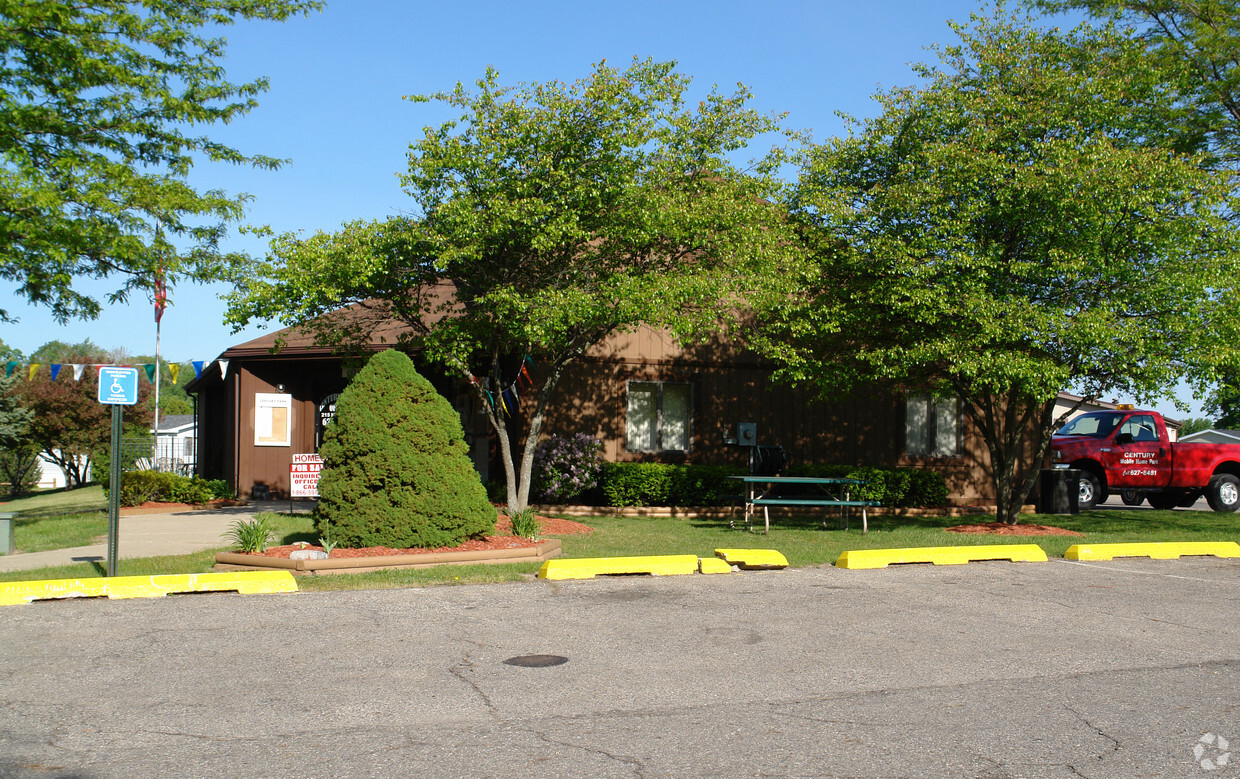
[1148,493,1179,511]
[1206,474,1240,513]
[1078,472,1101,510]
[1120,489,1144,506]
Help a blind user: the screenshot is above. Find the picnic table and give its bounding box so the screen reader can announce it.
[728,475,878,534]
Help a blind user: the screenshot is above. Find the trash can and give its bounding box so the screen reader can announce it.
[0,512,13,555]
[1038,469,1080,515]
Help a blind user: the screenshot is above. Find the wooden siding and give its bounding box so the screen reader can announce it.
[192,323,1011,504]
[544,327,998,503]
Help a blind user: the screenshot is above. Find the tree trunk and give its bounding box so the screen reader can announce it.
[962,391,1083,526]
[467,357,569,517]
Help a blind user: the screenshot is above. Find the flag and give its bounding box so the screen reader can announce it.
[72,364,85,381]
[27,363,39,381]
[168,363,179,384]
[191,360,204,379]
[154,265,167,324]
[50,364,61,381]
[143,364,155,383]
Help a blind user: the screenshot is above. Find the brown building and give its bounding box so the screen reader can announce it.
[187,318,996,503]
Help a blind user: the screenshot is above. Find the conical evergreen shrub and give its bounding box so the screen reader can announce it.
[315,350,496,548]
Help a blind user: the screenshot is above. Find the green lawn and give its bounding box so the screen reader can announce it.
[1,506,1238,589]
[1,485,109,554]
[2,484,107,517]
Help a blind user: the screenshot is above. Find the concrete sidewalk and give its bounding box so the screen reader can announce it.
[0,500,317,574]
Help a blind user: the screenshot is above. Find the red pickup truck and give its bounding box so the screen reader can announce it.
[1051,408,1240,512]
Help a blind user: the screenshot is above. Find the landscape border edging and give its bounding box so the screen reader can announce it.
[214,538,561,576]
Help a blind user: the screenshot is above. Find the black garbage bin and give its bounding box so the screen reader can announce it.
[1038,468,1080,514]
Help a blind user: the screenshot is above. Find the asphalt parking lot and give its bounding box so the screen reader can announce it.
[2,556,1238,778]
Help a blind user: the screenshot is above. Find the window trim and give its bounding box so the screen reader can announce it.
[625,380,694,453]
[905,394,962,458]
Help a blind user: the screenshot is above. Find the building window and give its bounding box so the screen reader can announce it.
[626,381,692,452]
[906,395,960,457]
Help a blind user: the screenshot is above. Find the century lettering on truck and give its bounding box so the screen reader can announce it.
[1050,407,1240,511]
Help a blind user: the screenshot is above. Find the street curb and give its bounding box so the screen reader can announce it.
[836,544,1049,569]
[0,570,297,605]
[1065,541,1240,561]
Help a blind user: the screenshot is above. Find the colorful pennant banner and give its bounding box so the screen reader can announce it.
[468,354,538,418]
[0,359,231,384]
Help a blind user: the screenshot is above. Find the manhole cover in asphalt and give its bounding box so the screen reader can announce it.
[503,654,568,668]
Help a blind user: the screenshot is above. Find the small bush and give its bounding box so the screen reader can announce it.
[667,465,745,506]
[906,468,950,507]
[600,462,674,506]
[223,515,277,553]
[0,446,40,498]
[509,508,541,540]
[532,433,604,503]
[116,471,167,506]
[787,464,948,507]
[111,471,223,507]
[599,463,744,507]
[164,477,213,505]
[595,462,950,508]
[202,479,235,500]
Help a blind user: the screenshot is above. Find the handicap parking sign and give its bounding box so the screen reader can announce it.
[97,366,139,405]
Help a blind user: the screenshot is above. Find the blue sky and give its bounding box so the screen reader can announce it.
[0,0,1206,415]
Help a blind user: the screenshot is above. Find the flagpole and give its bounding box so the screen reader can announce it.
[154,314,161,465]
[153,226,164,469]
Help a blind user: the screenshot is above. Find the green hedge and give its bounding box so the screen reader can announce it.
[108,471,234,507]
[784,464,949,508]
[592,462,949,508]
[599,463,746,507]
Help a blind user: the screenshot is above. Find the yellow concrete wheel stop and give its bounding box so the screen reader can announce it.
[1065,541,1240,562]
[835,544,1048,570]
[714,549,789,570]
[537,555,700,580]
[698,557,734,574]
[0,571,298,606]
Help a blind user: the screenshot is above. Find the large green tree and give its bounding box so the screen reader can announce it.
[227,59,799,513]
[759,9,1240,523]
[0,0,322,324]
[1033,0,1240,166]
[1032,1,1240,416]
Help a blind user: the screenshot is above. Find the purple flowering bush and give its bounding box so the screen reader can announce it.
[532,433,604,503]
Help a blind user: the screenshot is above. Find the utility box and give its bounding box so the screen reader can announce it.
[0,512,13,555]
[1038,469,1080,515]
[736,422,757,447]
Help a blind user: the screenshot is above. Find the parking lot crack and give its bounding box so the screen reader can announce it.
[526,727,648,777]
[1063,704,1121,756]
[449,656,502,723]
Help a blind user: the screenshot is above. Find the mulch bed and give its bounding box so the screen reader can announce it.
[946,522,1084,537]
[240,513,593,559]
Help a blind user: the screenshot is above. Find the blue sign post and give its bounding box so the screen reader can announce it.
[98,367,139,576]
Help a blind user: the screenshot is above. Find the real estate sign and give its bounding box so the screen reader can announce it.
[290,453,323,498]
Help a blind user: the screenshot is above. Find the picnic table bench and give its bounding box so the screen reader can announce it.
[729,475,879,534]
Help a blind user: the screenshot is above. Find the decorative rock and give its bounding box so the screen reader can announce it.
[289,550,329,561]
